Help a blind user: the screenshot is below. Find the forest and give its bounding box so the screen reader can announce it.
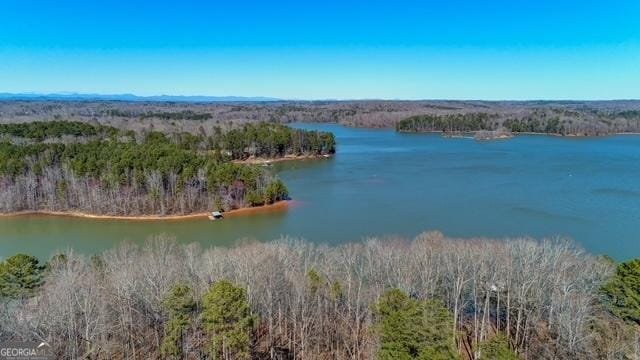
[0,121,118,140]
[0,233,638,359]
[395,113,497,133]
[395,109,618,136]
[0,121,334,215]
[2,100,640,136]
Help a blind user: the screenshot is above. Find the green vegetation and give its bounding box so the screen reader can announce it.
[263,179,288,205]
[223,122,336,159]
[0,254,45,298]
[0,120,117,140]
[479,334,518,360]
[161,284,196,359]
[202,280,255,360]
[503,116,563,134]
[140,110,213,121]
[0,236,629,359]
[396,113,495,133]
[373,288,459,360]
[0,121,334,215]
[105,109,212,120]
[601,259,640,324]
[396,112,573,135]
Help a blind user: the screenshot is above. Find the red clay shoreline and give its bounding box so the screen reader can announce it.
[0,200,293,221]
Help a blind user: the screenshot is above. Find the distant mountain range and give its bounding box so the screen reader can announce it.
[0,93,282,102]
[1,93,638,104]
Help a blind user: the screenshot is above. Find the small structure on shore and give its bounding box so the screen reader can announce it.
[209,211,224,220]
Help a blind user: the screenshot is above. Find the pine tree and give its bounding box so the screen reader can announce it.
[161,284,196,359]
[418,299,459,360]
[478,334,518,360]
[0,254,44,298]
[201,280,255,359]
[264,179,288,204]
[373,289,459,360]
[601,259,640,324]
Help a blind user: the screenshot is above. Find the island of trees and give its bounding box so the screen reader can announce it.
[0,121,335,216]
[0,233,638,359]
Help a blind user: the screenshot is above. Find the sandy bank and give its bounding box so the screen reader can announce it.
[0,200,292,221]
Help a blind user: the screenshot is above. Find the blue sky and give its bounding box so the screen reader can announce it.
[1,0,638,100]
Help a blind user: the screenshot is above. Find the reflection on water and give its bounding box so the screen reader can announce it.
[1,123,640,260]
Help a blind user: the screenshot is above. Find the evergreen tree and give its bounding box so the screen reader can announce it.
[0,254,45,298]
[601,258,640,324]
[201,280,255,359]
[373,289,459,360]
[478,334,518,360]
[161,284,196,359]
[264,179,288,204]
[418,299,459,360]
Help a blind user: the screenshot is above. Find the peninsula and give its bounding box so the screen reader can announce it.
[0,121,334,217]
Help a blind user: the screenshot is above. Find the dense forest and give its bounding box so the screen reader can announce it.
[0,233,638,359]
[2,100,640,135]
[0,121,334,215]
[395,113,497,133]
[395,109,628,136]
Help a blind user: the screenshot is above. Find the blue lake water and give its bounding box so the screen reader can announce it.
[1,123,639,260]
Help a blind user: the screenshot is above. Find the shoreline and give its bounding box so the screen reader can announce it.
[397,129,640,138]
[0,200,292,221]
[233,154,332,165]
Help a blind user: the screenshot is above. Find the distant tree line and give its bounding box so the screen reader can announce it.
[396,113,496,133]
[612,110,640,120]
[502,117,562,133]
[105,109,213,120]
[0,120,118,140]
[139,110,213,121]
[395,109,639,136]
[396,113,568,135]
[3,100,640,135]
[1,233,637,359]
[0,121,335,215]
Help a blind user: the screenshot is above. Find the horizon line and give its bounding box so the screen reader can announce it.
[1,92,639,103]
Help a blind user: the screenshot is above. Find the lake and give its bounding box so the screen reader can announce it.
[1,123,639,260]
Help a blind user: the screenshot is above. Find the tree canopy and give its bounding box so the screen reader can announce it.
[373,288,459,360]
[479,334,518,360]
[0,120,117,140]
[0,121,332,215]
[161,284,196,359]
[0,254,45,298]
[601,258,640,324]
[201,280,255,360]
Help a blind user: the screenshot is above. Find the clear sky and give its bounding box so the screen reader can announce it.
[1,0,638,100]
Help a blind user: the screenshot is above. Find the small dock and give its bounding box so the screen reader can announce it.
[208,211,224,220]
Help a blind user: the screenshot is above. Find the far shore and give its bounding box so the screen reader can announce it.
[397,129,640,138]
[233,154,332,165]
[0,200,293,221]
